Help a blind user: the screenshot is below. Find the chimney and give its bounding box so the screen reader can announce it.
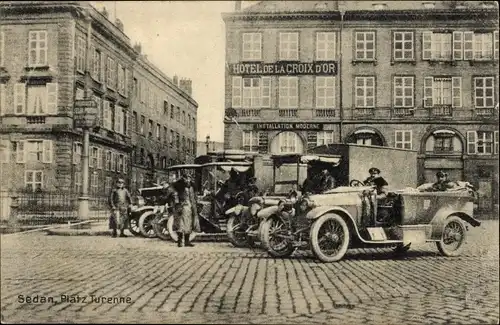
[133,43,142,54]
[235,1,241,11]
[115,18,124,32]
[179,78,193,96]
[173,75,179,86]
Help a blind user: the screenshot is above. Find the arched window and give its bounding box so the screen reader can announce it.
[270,131,304,154]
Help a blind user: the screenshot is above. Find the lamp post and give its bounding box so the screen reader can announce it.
[205,135,210,154]
[338,8,345,142]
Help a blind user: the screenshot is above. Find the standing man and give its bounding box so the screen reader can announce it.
[172,172,201,247]
[108,178,132,238]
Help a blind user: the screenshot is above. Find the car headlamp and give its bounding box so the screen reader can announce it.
[300,198,315,211]
[137,196,145,207]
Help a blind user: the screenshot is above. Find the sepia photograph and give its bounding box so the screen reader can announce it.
[0,0,498,324]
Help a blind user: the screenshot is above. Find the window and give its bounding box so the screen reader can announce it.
[164,101,169,115]
[170,130,174,147]
[395,130,412,149]
[103,100,112,129]
[355,77,375,108]
[434,135,454,152]
[75,171,82,194]
[236,77,268,108]
[28,31,48,67]
[315,77,335,108]
[118,154,124,173]
[156,123,161,140]
[474,77,495,108]
[0,31,4,67]
[355,31,376,60]
[118,63,125,94]
[0,140,10,163]
[279,32,299,61]
[122,109,128,135]
[140,115,145,134]
[393,32,413,60]
[278,131,298,153]
[90,146,98,168]
[113,106,124,134]
[176,133,180,149]
[467,131,498,155]
[25,171,43,192]
[92,47,101,81]
[73,142,82,165]
[242,131,259,150]
[148,120,153,137]
[182,111,186,125]
[422,32,452,60]
[0,84,5,116]
[14,83,58,115]
[112,151,118,171]
[105,150,112,171]
[105,176,112,194]
[316,32,336,61]
[76,36,86,72]
[163,126,167,143]
[176,107,180,122]
[170,104,174,119]
[75,87,84,100]
[91,172,98,193]
[242,33,262,61]
[187,114,191,129]
[356,138,372,146]
[16,140,53,163]
[317,131,334,146]
[393,76,414,107]
[279,77,298,108]
[474,33,494,60]
[423,77,462,107]
[106,56,116,89]
[133,111,138,132]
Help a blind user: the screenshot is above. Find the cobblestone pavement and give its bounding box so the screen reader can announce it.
[1,221,498,324]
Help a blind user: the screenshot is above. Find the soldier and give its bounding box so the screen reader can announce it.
[172,172,201,247]
[317,168,336,193]
[364,167,389,200]
[108,178,132,238]
[430,171,455,192]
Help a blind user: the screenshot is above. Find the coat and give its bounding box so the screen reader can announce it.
[172,179,200,234]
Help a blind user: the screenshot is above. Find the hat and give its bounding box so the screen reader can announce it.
[248,197,264,206]
[436,171,448,178]
[117,178,125,183]
[369,168,381,174]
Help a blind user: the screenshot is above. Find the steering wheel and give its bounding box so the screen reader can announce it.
[350,179,365,187]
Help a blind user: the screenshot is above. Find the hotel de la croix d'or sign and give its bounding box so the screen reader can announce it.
[228,61,338,76]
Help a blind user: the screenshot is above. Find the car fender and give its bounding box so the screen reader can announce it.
[257,206,280,220]
[429,205,480,240]
[306,206,369,242]
[130,206,155,217]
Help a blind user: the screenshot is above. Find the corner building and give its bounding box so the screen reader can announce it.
[0,1,197,197]
[222,1,499,211]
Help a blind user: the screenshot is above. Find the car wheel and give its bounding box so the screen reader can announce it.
[436,216,467,257]
[393,243,411,255]
[138,211,158,238]
[152,214,170,241]
[310,213,350,263]
[261,217,294,258]
[226,215,248,248]
[166,215,197,242]
[128,215,142,237]
[257,220,266,248]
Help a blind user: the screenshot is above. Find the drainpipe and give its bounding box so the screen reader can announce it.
[338,9,345,143]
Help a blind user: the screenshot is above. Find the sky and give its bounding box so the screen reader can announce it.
[90,1,256,142]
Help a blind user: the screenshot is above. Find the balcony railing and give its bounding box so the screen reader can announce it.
[430,106,453,117]
[237,109,261,117]
[475,108,495,116]
[279,109,298,118]
[26,116,46,124]
[392,108,414,117]
[315,109,336,118]
[353,108,374,118]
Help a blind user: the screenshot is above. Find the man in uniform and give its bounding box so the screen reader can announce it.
[364,168,389,200]
[317,168,336,193]
[428,171,455,192]
[172,172,201,247]
[108,178,132,238]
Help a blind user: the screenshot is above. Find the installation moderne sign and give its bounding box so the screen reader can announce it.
[229,61,337,76]
[253,123,324,131]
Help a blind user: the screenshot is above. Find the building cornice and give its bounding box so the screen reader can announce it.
[222,8,498,23]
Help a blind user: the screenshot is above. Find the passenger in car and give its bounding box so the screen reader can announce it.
[427,171,456,192]
[364,168,389,200]
[317,168,336,193]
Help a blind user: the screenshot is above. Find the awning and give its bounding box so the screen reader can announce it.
[354,129,376,135]
[300,155,341,165]
[433,130,455,136]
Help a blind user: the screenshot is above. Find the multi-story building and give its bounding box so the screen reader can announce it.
[0,1,197,197]
[222,0,499,211]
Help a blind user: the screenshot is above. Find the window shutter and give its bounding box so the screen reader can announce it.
[258,132,268,154]
[422,31,432,60]
[125,69,130,97]
[494,31,499,60]
[14,83,26,114]
[452,31,463,61]
[46,83,58,114]
[463,31,474,60]
[16,140,25,163]
[1,140,10,163]
[494,131,498,155]
[261,77,271,108]
[423,77,434,107]
[405,131,412,150]
[232,76,242,108]
[451,77,462,108]
[123,155,128,173]
[97,148,103,169]
[0,84,5,116]
[42,140,53,163]
[100,52,106,85]
[89,45,95,77]
[467,131,477,154]
[307,131,318,150]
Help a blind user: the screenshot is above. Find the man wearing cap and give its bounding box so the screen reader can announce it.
[172,172,200,247]
[108,178,132,238]
[429,171,455,192]
[364,168,389,200]
[317,168,336,193]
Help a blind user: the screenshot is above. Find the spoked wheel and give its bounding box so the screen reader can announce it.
[226,216,249,248]
[436,216,467,257]
[261,217,295,258]
[128,215,142,237]
[152,214,170,241]
[310,214,350,262]
[166,215,197,242]
[138,211,158,238]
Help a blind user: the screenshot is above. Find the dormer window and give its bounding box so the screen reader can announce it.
[372,3,388,10]
[422,2,436,9]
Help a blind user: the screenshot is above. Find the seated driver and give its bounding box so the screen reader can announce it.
[364,168,389,200]
[427,171,455,192]
[239,197,264,228]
